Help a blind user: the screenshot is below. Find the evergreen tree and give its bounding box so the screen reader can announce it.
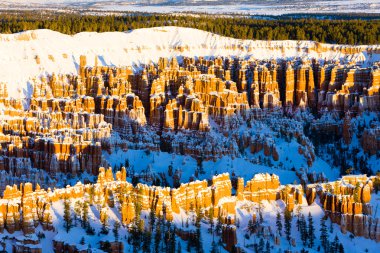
[0,12,378,45]
[308,212,315,248]
[208,207,215,234]
[63,197,73,233]
[296,206,302,232]
[276,211,283,236]
[155,217,162,253]
[284,209,292,244]
[149,204,156,232]
[142,230,152,253]
[215,215,222,235]
[101,241,111,252]
[320,216,328,252]
[187,236,191,252]
[80,236,85,245]
[168,226,176,253]
[248,219,255,234]
[300,214,308,246]
[331,235,340,253]
[177,241,182,253]
[195,221,204,253]
[210,241,219,253]
[258,238,265,253]
[330,219,334,234]
[74,201,82,225]
[265,240,271,253]
[82,200,89,228]
[338,243,345,253]
[113,221,121,241]
[101,210,109,235]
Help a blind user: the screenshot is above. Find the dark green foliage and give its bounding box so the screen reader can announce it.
[284,209,292,244]
[330,235,341,253]
[113,221,121,241]
[258,238,265,253]
[308,212,315,248]
[0,11,378,45]
[142,230,152,253]
[82,201,89,228]
[320,216,328,252]
[63,197,73,233]
[210,241,218,253]
[276,212,282,236]
[300,214,308,246]
[339,243,345,253]
[177,242,182,253]
[265,240,270,253]
[101,241,111,252]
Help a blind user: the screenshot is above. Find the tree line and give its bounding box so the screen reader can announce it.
[0,11,378,45]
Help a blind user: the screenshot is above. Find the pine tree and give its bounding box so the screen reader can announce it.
[149,205,156,232]
[155,217,162,253]
[208,207,214,234]
[265,240,271,253]
[195,223,204,253]
[74,201,82,225]
[300,214,308,246]
[113,221,121,241]
[63,197,72,233]
[168,226,176,253]
[101,241,111,252]
[276,211,282,236]
[331,235,340,253]
[82,200,89,228]
[296,205,302,232]
[258,238,265,253]
[308,212,315,248]
[284,209,292,244]
[142,230,152,253]
[210,241,218,253]
[248,219,255,234]
[132,219,143,252]
[320,216,328,252]
[177,241,182,253]
[215,215,222,235]
[101,210,109,235]
[187,236,191,252]
[338,243,344,253]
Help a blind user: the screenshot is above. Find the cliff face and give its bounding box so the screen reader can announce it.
[0,169,300,249]
[306,175,380,242]
[0,55,378,182]
[1,169,378,252]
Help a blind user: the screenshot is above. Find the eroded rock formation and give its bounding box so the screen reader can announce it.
[306,175,380,242]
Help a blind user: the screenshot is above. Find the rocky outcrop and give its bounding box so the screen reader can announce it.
[306,174,380,242]
[12,234,42,253]
[0,168,378,251]
[0,55,378,178]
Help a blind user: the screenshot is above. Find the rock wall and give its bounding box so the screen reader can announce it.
[0,168,378,251]
[0,56,378,178]
[306,175,380,242]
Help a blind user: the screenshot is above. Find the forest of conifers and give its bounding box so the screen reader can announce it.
[0,11,378,45]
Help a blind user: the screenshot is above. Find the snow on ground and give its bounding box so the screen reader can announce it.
[0,27,377,99]
[103,147,327,185]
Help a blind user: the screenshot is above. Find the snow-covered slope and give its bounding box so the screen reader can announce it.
[0,26,379,98]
